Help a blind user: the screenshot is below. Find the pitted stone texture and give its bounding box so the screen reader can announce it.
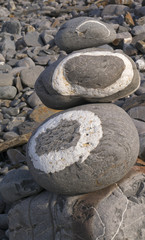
[54,17,116,52]
[35,120,80,155]
[27,104,139,195]
[8,166,145,240]
[35,48,140,110]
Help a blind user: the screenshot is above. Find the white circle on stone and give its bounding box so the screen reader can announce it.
[52,51,134,97]
[75,20,110,38]
[28,110,103,174]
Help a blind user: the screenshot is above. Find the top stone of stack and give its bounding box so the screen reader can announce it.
[54,17,117,53]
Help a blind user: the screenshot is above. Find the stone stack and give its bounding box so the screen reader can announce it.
[26,16,141,239]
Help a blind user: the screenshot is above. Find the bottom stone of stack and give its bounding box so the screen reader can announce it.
[8,163,145,240]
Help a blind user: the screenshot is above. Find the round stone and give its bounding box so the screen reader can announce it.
[35,48,140,109]
[54,17,116,52]
[27,104,139,195]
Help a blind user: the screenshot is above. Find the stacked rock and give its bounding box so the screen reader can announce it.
[27,17,140,197]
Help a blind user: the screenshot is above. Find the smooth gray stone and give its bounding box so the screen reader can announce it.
[35,48,140,109]
[101,4,129,17]
[20,66,44,88]
[16,57,35,68]
[0,7,9,17]
[128,106,145,122]
[7,149,26,165]
[131,24,145,35]
[32,55,51,66]
[1,36,15,52]
[0,73,14,87]
[23,32,44,47]
[133,119,145,135]
[8,169,145,240]
[135,86,145,95]
[1,20,21,35]
[135,6,145,17]
[26,91,42,108]
[55,17,116,52]
[27,103,139,195]
[0,166,42,203]
[0,64,12,73]
[3,131,19,140]
[40,31,54,46]
[0,86,17,100]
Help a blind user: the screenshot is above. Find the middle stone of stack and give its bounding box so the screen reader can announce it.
[35,48,140,110]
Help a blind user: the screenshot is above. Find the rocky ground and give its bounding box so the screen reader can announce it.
[1,0,145,239]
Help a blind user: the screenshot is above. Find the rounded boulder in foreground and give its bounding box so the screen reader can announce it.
[54,17,116,52]
[27,104,139,195]
[35,48,140,110]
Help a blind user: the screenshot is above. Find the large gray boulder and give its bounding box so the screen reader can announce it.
[8,166,145,240]
[26,103,139,195]
[35,48,140,109]
[54,17,116,52]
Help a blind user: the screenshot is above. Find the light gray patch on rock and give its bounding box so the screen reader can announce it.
[35,120,80,155]
[64,55,125,89]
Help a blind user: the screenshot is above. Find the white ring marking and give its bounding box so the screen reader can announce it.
[52,51,134,98]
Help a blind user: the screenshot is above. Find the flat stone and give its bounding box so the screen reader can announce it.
[0,86,17,100]
[8,163,145,240]
[122,94,145,111]
[123,43,138,56]
[35,48,140,109]
[3,131,19,141]
[0,7,10,17]
[23,31,44,47]
[27,103,139,195]
[7,149,26,166]
[1,35,16,51]
[128,106,145,122]
[55,17,116,52]
[1,20,21,35]
[20,66,44,88]
[131,24,145,35]
[29,104,61,122]
[101,4,129,17]
[0,64,12,73]
[133,119,145,135]
[0,166,42,203]
[16,57,35,68]
[0,132,32,152]
[0,73,14,87]
[33,55,51,66]
[26,91,42,108]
